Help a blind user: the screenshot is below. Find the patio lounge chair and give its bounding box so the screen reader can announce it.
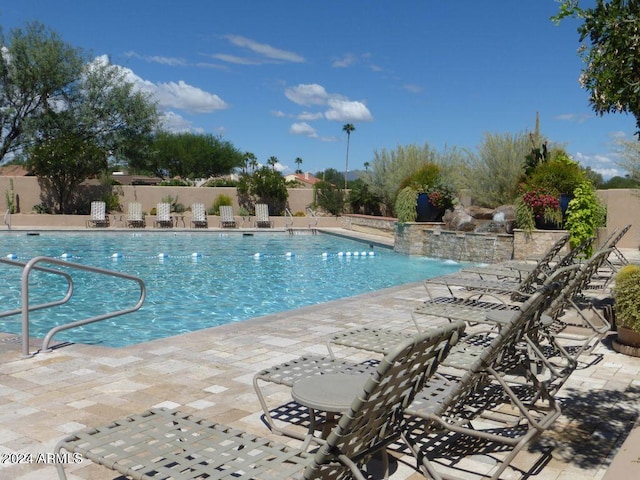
[461,233,570,280]
[402,282,569,480]
[54,322,464,480]
[423,235,592,303]
[191,202,208,228]
[219,205,237,228]
[153,202,173,228]
[126,202,145,228]
[255,203,273,228]
[330,249,612,392]
[86,201,109,228]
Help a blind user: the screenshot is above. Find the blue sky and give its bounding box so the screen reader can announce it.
[1,1,633,178]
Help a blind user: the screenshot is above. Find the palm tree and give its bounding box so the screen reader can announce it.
[243,152,256,174]
[342,123,355,190]
[363,161,370,172]
[295,157,303,174]
[267,156,278,171]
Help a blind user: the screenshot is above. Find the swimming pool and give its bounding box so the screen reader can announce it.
[0,231,462,347]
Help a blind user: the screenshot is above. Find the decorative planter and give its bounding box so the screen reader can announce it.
[416,193,445,222]
[613,326,640,357]
[559,193,572,217]
[534,216,560,230]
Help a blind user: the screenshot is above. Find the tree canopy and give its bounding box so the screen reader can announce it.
[554,1,640,135]
[129,131,244,179]
[2,21,159,213]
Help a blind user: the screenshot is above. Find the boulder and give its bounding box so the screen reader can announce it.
[443,204,515,234]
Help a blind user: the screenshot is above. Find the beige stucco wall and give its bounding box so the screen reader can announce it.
[0,176,315,215]
[1,177,638,249]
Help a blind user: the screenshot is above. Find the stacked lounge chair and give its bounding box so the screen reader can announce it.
[55,322,464,480]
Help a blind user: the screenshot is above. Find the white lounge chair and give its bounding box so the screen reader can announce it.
[255,203,273,228]
[86,201,109,228]
[219,205,237,228]
[154,202,172,228]
[126,202,145,228]
[191,202,208,228]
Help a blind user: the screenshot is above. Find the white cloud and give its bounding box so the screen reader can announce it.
[285,84,329,106]
[155,81,228,114]
[97,56,228,115]
[554,113,591,123]
[160,111,193,132]
[290,122,318,138]
[298,111,324,121]
[271,110,287,117]
[610,130,627,139]
[222,35,304,63]
[325,98,373,122]
[403,84,423,94]
[332,54,357,68]
[212,53,263,65]
[284,83,373,123]
[123,51,187,66]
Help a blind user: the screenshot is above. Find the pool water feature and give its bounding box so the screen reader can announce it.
[0,232,462,347]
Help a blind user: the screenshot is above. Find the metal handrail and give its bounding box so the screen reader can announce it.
[3,209,11,229]
[306,208,318,229]
[0,258,74,319]
[2,256,146,357]
[284,208,294,228]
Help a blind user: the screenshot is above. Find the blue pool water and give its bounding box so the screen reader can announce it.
[0,231,462,347]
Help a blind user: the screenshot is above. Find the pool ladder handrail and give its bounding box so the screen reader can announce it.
[0,256,146,358]
[306,208,318,234]
[3,209,11,229]
[284,208,294,229]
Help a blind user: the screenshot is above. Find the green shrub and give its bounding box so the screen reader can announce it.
[564,181,606,257]
[613,264,640,332]
[528,156,585,195]
[395,186,418,223]
[211,194,232,215]
[314,181,345,216]
[399,163,441,191]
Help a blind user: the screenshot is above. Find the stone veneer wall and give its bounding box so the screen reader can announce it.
[511,229,570,260]
[394,223,514,262]
[341,214,396,238]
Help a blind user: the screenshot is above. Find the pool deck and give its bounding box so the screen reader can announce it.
[1,229,639,479]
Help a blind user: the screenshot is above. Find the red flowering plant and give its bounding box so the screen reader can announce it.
[515,183,563,232]
[426,183,455,210]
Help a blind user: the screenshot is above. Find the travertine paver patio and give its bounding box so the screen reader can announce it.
[1,244,639,479]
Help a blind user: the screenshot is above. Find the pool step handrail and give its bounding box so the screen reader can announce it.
[306,208,318,234]
[1,256,146,358]
[3,209,10,229]
[0,258,74,320]
[284,208,294,229]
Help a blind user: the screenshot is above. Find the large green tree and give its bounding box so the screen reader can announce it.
[554,1,640,135]
[0,22,84,162]
[3,22,159,212]
[134,131,244,179]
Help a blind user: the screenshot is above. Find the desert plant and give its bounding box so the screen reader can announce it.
[528,154,585,195]
[211,194,232,215]
[314,181,345,216]
[4,178,16,213]
[395,186,418,223]
[564,181,606,257]
[613,264,640,333]
[463,131,531,207]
